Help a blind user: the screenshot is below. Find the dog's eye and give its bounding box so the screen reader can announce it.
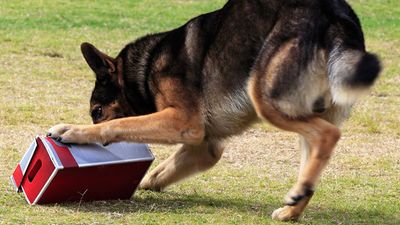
[91,106,103,121]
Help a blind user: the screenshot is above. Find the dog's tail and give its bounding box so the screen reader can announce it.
[323,0,382,105]
[327,47,381,105]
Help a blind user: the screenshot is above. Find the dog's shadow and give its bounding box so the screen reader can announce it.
[59,190,275,214]
[55,190,398,224]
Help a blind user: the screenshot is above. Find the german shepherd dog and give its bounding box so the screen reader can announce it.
[48,0,381,221]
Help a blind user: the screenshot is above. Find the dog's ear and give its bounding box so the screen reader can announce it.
[81,42,116,82]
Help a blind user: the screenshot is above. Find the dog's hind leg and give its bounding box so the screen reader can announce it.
[298,135,310,175]
[139,140,224,191]
[298,105,351,174]
[284,107,350,218]
[256,104,340,221]
[249,78,341,221]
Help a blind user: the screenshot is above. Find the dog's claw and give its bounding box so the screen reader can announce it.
[103,142,110,147]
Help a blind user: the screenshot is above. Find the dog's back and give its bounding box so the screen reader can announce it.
[178,0,381,137]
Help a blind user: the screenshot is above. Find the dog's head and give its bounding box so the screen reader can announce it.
[81,42,130,124]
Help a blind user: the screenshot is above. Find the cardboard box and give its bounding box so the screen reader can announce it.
[10,136,154,205]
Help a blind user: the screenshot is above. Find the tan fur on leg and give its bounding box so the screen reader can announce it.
[140,140,224,191]
[299,135,310,176]
[48,107,205,145]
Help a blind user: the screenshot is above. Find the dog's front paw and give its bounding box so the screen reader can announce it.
[47,124,98,144]
[138,176,163,192]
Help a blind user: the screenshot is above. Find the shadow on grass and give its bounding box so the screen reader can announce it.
[56,190,278,214]
[51,191,399,224]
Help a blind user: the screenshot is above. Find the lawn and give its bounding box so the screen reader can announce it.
[0,0,399,224]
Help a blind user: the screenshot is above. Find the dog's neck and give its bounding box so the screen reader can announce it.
[118,33,166,116]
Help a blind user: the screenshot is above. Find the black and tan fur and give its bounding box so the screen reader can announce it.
[48,0,381,221]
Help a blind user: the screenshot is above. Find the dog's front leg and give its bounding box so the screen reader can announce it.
[47,108,205,145]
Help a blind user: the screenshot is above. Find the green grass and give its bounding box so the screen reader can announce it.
[1,0,399,224]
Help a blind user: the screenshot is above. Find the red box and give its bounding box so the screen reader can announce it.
[10,136,154,205]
